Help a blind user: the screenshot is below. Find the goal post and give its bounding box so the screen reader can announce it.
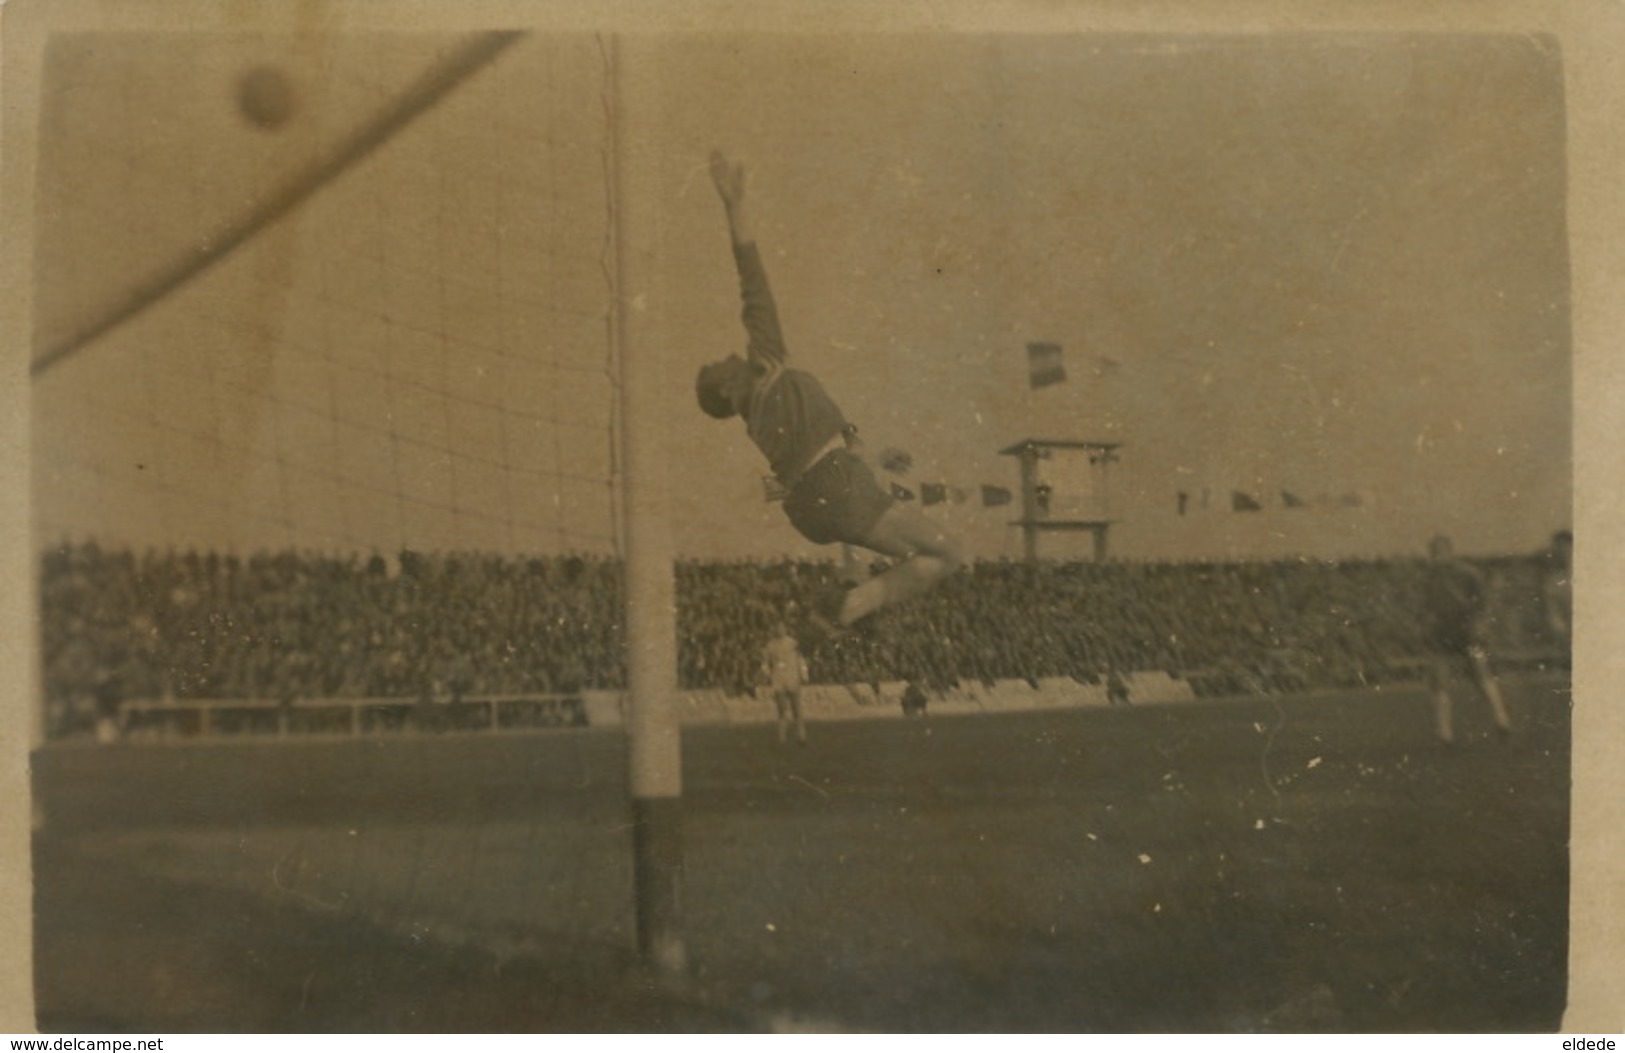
[29,28,688,975]
[607,33,686,976]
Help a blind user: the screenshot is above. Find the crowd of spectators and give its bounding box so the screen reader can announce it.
[39,541,1566,737]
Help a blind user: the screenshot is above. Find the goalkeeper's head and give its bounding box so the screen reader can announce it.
[696,354,754,419]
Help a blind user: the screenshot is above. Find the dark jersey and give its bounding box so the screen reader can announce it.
[732,241,848,484]
[1424,558,1488,652]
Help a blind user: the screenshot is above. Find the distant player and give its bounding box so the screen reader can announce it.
[1105,668,1132,708]
[761,622,810,745]
[696,151,963,640]
[1422,535,1512,745]
[900,679,929,718]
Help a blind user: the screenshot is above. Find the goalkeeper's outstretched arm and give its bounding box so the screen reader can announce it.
[710,150,754,247]
[711,151,786,373]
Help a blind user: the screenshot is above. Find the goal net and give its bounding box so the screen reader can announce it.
[30,30,642,965]
[32,31,621,558]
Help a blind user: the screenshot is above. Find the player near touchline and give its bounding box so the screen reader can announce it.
[1421,534,1512,745]
[760,621,810,745]
[1540,528,1572,665]
[695,151,963,636]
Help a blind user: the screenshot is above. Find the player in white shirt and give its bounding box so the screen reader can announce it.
[761,622,810,745]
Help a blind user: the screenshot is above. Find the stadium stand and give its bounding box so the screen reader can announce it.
[38,543,1565,739]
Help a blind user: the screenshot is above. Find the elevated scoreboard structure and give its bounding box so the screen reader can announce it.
[999,439,1121,562]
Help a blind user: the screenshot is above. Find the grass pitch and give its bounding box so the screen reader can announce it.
[35,678,1569,1031]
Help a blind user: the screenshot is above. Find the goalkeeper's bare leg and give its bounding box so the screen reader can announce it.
[831,504,962,625]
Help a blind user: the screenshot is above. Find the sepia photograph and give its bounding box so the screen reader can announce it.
[4,0,1619,1035]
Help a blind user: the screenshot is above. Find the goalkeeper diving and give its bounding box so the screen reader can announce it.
[694,151,963,641]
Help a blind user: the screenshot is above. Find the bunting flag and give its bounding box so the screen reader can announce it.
[811,472,1375,517]
[1164,488,1365,513]
[878,446,914,475]
[1027,342,1066,388]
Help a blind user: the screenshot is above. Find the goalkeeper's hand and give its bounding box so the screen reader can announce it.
[709,150,746,207]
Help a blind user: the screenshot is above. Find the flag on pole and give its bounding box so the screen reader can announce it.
[1027,342,1066,388]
